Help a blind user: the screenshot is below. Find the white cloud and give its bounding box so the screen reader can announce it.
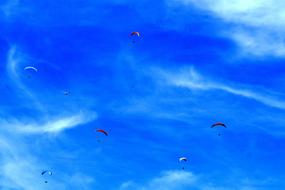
[9,111,97,134]
[169,0,285,57]
[175,0,278,26]
[119,181,136,190]
[161,67,285,109]
[119,170,198,190]
[230,29,285,57]
[118,170,264,190]
[0,0,20,18]
[69,173,95,190]
[146,171,197,189]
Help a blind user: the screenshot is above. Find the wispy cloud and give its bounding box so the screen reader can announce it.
[0,122,62,190]
[6,46,47,113]
[0,113,96,190]
[168,0,285,57]
[14,111,97,134]
[160,67,285,109]
[230,28,285,57]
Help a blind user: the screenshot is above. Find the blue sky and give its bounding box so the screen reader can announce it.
[0,0,285,189]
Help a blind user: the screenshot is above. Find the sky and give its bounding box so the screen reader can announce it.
[0,0,285,189]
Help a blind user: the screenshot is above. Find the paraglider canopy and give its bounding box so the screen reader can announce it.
[41,170,52,176]
[211,122,226,128]
[24,66,38,72]
[179,157,187,162]
[179,157,188,170]
[130,31,140,37]
[96,129,108,136]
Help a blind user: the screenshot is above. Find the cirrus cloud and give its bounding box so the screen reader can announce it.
[159,66,285,109]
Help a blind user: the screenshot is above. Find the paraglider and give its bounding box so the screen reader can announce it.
[96,129,108,142]
[179,157,188,170]
[41,170,52,183]
[24,66,38,78]
[63,90,70,96]
[129,31,140,43]
[211,122,227,136]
